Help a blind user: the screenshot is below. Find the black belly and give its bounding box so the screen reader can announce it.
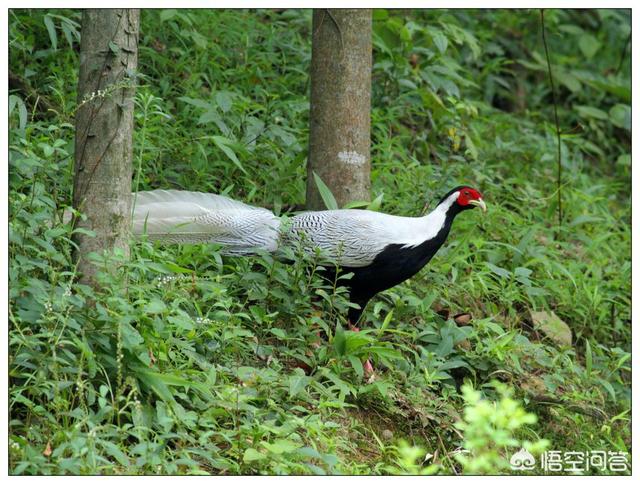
[323,229,451,321]
[347,241,439,301]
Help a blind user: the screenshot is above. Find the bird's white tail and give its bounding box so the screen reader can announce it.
[132,190,281,255]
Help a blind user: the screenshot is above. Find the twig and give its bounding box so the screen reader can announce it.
[540,9,563,237]
[314,9,344,53]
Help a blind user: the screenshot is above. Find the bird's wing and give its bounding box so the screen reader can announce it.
[287,210,412,267]
[132,190,281,254]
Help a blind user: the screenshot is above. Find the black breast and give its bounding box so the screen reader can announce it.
[346,232,449,303]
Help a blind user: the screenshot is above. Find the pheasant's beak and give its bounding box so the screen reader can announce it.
[469,199,487,213]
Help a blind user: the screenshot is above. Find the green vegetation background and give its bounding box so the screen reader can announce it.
[9,9,631,475]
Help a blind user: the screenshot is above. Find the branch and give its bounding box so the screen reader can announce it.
[540,9,563,237]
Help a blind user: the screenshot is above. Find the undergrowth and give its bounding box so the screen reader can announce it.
[9,8,630,475]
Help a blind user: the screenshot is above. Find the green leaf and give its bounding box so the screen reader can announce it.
[121,322,144,349]
[160,9,178,22]
[344,331,372,354]
[578,33,601,59]
[347,355,364,379]
[215,91,233,113]
[179,96,213,109]
[554,71,581,93]
[144,298,167,314]
[262,439,302,455]
[44,15,57,50]
[313,172,339,210]
[486,262,510,278]
[616,154,630,166]
[343,200,370,209]
[100,441,130,467]
[609,104,630,130]
[575,105,608,121]
[168,312,195,331]
[585,339,593,378]
[9,95,28,130]
[288,370,310,398]
[243,448,266,462]
[432,31,448,54]
[372,9,389,20]
[367,193,384,211]
[163,261,194,274]
[332,324,346,356]
[210,135,247,174]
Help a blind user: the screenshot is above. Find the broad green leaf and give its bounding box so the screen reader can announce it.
[609,104,630,130]
[332,324,346,356]
[121,322,144,349]
[313,171,339,210]
[432,30,448,53]
[210,136,247,174]
[616,154,630,166]
[144,298,167,314]
[288,370,310,398]
[555,71,581,93]
[215,91,233,113]
[100,441,130,467]
[486,262,510,278]
[367,193,384,211]
[168,312,195,331]
[44,15,57,50]
[575,105,608,120]
[347,355,364,379]
[372,9,388,20]
[243,448,266,462]
[159,9,178,22]
[178,96,213,109]
[578,33,601,59]
[344,331,372,354]
[262,439,302,455]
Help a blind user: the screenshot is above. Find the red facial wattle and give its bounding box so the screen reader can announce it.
[457,187,486,211]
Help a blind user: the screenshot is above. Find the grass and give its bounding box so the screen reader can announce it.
[9,8,630,475]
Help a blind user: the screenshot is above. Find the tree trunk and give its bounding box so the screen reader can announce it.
[73,9,139,286]
[306,9,372,210]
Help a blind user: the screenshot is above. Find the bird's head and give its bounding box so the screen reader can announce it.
[455,186,486,212]
[439,185,487,213]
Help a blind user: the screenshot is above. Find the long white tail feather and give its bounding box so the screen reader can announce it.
[132,190,281,254]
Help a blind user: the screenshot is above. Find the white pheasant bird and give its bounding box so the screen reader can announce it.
[132,186,486,325]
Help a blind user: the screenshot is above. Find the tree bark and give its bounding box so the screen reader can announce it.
[73,9,139,286]
[306,9,372,210]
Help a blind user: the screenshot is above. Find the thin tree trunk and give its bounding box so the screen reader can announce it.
[73,9,139,286]
[306,9,372,210]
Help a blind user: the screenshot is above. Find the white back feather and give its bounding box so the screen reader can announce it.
[287,191,459,267]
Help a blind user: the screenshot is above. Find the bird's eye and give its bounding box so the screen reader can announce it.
[464,190,470,195]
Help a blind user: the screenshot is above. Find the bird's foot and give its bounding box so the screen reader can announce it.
[363,358,375,382]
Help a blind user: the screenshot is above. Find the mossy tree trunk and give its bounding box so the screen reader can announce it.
[73,9,139,286]
[306,9,372,210]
